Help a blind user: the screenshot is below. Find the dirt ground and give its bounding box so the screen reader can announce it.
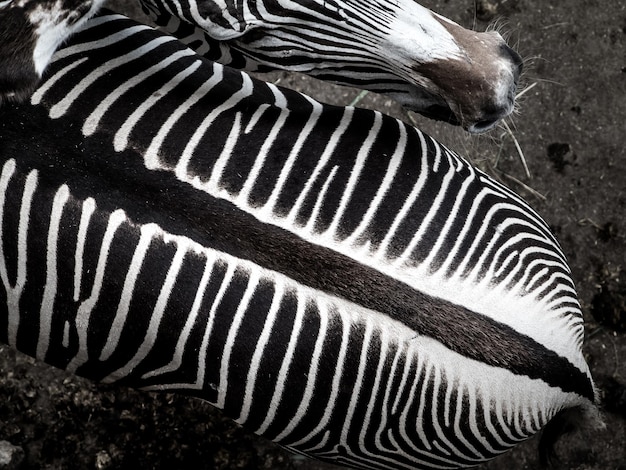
[0,0,625,469]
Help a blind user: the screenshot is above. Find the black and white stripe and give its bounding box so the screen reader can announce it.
[141,0,412,80]
[0,12,595,470]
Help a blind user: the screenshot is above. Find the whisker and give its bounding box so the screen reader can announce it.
[501,119,531,179]
[516,81,538,100]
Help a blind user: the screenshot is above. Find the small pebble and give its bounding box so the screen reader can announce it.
[476,0,498,21]
[0,441,25,470]
[95,450,112,469]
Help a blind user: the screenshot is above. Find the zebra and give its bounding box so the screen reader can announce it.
[0,0,523,133]
[0,10,598,470]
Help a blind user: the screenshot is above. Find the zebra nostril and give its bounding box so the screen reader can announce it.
[468,117,500,134]
[501,44,523,83]
[467,105,506,133]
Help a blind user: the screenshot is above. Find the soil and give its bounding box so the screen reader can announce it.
[0,0,625,469]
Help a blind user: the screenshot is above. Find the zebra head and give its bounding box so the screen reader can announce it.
[389,9,524,133]
[142,0,523,133]
[0,0,104,105]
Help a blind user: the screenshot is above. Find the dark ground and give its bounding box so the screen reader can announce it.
[0,0,625,469]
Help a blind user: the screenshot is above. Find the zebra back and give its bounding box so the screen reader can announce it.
[0,12,596,470]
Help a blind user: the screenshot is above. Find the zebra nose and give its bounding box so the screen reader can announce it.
[466,45,522,134]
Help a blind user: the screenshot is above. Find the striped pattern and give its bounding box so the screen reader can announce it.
[138,0,523,132]
[0,13,595,470]
[139,0,444,87]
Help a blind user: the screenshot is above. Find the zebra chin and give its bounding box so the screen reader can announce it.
[391,91,502,134]
[396,76,520,134]
[389,84,516,134]
[412,102,513,134]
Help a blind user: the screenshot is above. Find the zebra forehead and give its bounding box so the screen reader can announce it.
[381,1,463,63]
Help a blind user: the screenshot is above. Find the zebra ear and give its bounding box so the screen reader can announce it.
[0,9,39,105]
[538,404,605,467]
[0,61,40,106]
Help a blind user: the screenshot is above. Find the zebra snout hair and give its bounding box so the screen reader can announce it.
[0,9,599,470]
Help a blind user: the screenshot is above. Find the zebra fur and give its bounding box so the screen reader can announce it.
[0,12,597,470]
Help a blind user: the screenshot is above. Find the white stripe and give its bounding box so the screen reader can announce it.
[398,348,431,452]
[83,49,196,136]
[244,103,271,134]
[50,35,177,119]
[236,85,289,205]
[66,209,126,373]
[344,121,407,247]
[4,168,37,348]
[190,260,239,399]
[325,111,383,240]
[274,297,330,442]
[394,152,457,267]
[374,340,405,453]
[0,161,22,347]
[294,304,350,451]
[30,58,88,106]
[144,65,224,169]
[260,95,322,218]
[176,72,254,180]
[452,381,483,458]
[305,165,338,234]
[204,112,243,192]
[339,318,373,457]
[375,128,429,259]
[114,60,202,153]
[420,166,477,272]
[73,198,96,302]
[37,184,70,359]
[255,288,306,435]
[62,321,71,349]
[287,107,353,225]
